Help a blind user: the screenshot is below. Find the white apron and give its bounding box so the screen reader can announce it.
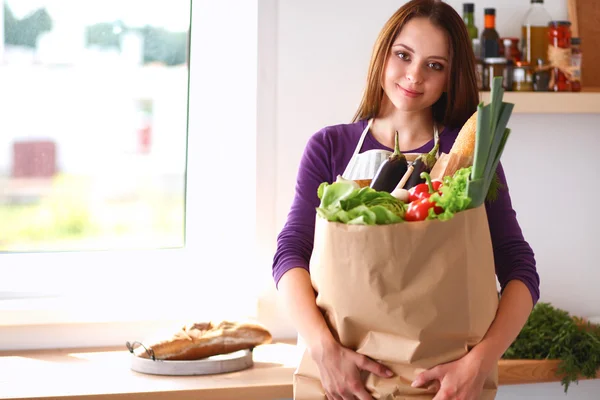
[295,118,441,360]
[341,118,439,181]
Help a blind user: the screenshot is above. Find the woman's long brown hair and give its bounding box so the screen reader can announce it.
[352,0,479,129]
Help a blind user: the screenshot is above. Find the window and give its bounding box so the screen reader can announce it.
[0,0,278,350]
[1,1,189,252]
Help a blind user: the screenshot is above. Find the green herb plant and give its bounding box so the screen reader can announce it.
[503,302,600,393]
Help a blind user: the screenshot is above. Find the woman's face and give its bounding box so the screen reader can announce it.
[382,17,450,113]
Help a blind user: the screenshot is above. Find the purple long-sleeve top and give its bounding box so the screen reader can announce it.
[272,119,540,305]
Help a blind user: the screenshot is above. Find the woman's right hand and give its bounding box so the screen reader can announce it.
[276,269,393,398]
[310,339,394,400]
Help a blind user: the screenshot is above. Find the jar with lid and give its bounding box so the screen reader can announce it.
[570,37,582,92]
[533,58,550,91]
[548,20,572,92]
[512,62,533,91]
[483,57,510,91]
[500,37,521,62]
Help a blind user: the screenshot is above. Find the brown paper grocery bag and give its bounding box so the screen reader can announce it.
[294,206,499,400]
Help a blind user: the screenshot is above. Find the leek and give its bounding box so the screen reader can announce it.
[467,77,514,208]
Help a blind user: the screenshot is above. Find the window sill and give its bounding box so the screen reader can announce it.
[1,343,598,400]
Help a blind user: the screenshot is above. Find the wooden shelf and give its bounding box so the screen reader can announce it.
[499,359,600,386]
[479,87,600,114]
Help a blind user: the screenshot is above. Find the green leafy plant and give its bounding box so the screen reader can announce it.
[503,302,600,393]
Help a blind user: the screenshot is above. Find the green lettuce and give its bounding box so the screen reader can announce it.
[427,167,472,221]
[316,182,405,225]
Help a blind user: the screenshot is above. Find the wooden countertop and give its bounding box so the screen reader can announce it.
[1,342,598,400]
[0,342,300,400]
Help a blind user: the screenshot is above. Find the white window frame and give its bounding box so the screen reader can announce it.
[0,0,288,350]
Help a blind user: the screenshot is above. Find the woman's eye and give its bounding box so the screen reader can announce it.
[397,52,410,61]
[428,62,443,71]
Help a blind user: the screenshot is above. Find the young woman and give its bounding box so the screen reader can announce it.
[272,1,540,399]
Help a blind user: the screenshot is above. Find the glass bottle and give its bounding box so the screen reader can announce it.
[472,38,481,58]
[481,8,500,58]
[472,38,485,91]
[463,3,478,43]
[521,0,552,64]
[570,37,582,92]
[502,39,515,91]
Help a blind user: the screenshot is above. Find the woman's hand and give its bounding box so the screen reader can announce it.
[411,352,492,400]
[310,339,394,400]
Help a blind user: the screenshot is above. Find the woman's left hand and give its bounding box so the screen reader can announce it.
[410,352,492,400]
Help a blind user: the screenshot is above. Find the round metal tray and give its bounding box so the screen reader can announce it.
[130,349,254,376]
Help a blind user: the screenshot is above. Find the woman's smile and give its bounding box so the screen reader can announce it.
[396,84,423,98]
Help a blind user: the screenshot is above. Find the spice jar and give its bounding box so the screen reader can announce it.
[547,20,572,92]
[499,37,521,62]
[570,37,582,92]
[512,62,533,91]
[533,58,550,91]
[483,57,510,91]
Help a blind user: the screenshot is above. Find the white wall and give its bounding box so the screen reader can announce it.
[262,1,600,395]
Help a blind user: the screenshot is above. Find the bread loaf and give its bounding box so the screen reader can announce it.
[133,320,272,361]
[449,110,478,160]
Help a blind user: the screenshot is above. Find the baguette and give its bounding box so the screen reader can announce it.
[426,110,479,180]
[449,110,478,161]
[133,320,272,361]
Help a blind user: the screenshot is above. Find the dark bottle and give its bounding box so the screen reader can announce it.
[481,8,500,58]
[463,3,479,43]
